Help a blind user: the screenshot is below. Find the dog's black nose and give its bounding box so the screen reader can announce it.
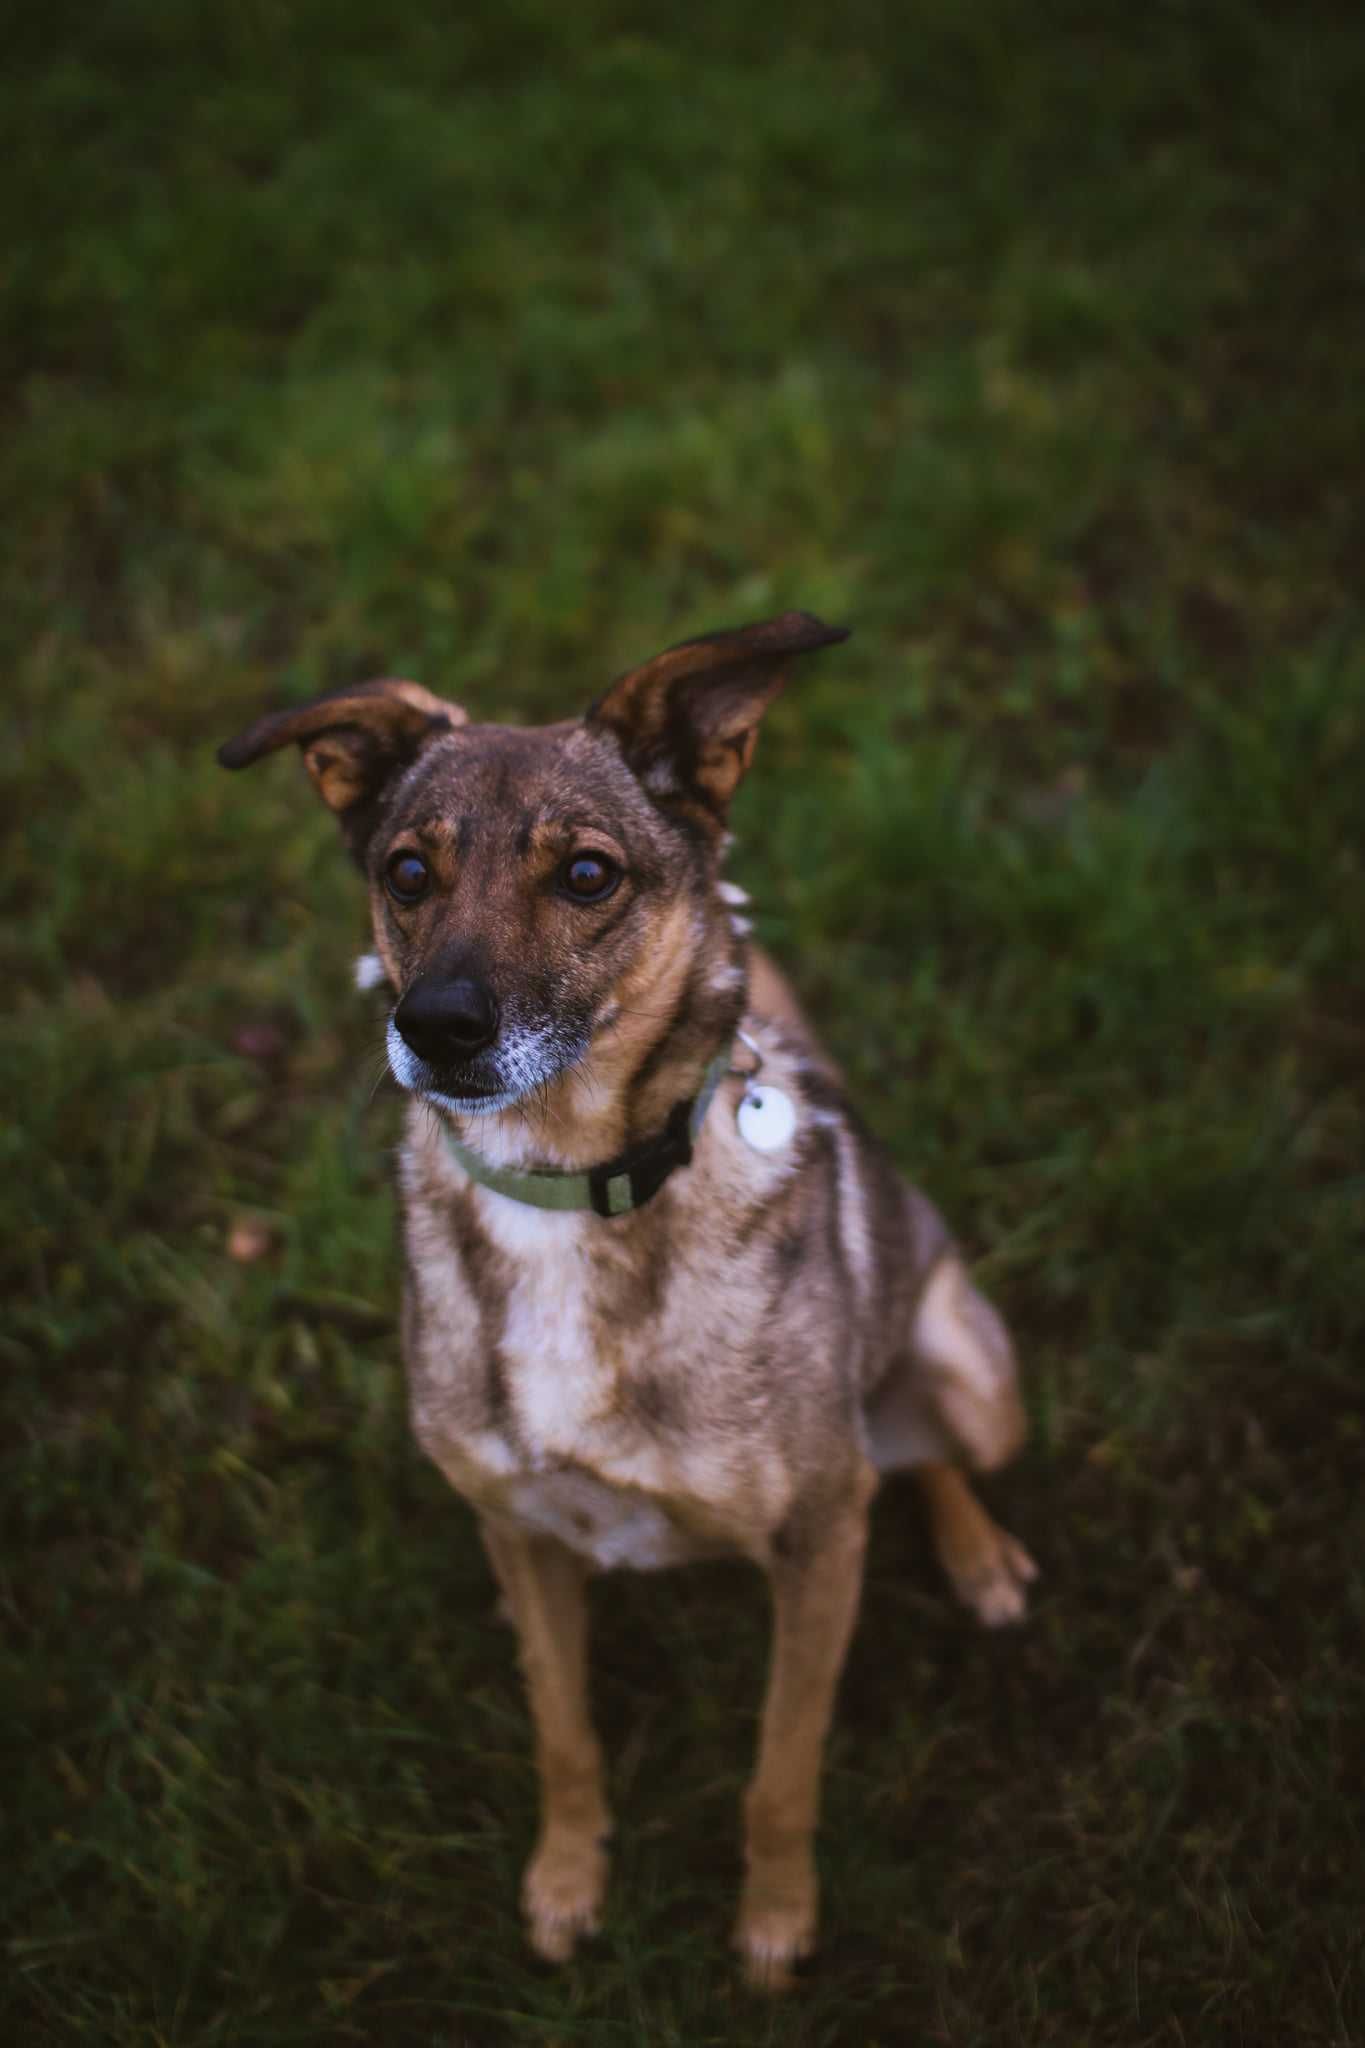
[394,977,499,1064]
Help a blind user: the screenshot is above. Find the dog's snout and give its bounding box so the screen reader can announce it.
[394,977,499,1064]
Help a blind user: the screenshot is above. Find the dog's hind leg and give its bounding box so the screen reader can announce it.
[867,1252,1038,1624]
[916,1461,1037,1627]
[480,1520,611,1963]
[908,1255,1037,1625]
[737,1459,877,1989]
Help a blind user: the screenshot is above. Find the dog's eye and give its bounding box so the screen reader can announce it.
[385,851,430,904]
[560,853,620,904]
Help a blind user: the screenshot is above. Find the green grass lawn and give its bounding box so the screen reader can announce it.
[5,2,1364,2040]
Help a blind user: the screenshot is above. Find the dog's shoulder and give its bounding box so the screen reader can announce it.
[708,1010,949,1365]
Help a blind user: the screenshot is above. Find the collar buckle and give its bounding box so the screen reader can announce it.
[586,1096,694,1217]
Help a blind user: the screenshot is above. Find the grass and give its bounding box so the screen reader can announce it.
[4,1,1364,2040]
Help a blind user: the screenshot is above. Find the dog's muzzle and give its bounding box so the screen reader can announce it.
[385,980,590,1116]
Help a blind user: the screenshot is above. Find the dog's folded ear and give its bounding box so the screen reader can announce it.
[586,611,849,827]
[217,679,465,858]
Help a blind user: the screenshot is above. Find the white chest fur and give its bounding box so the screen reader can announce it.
[434,1194,729,1567]
[496,1468,708,1572]
[404,1076,803,1570]
[482,1199,631,1469]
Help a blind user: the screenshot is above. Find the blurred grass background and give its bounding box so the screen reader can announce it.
[4,2,1364,2041]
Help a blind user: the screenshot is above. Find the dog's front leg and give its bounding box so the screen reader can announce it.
[738,1460,877,1988]
[480,1520,611,1963]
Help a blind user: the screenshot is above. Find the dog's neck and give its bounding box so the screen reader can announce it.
[438,892,748,1175]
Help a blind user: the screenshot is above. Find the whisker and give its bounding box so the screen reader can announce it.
[363,1047,393,1108]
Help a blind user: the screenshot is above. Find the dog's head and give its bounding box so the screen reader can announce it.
[219,613,847,1124]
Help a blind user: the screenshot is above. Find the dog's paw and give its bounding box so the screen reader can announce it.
[735,1862,817,1991]
[948,1525,1038,1628]
[522,1828,609,1964]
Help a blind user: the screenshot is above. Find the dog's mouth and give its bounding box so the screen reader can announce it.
[384,1016,588,1119]
[425,1078,508,1112]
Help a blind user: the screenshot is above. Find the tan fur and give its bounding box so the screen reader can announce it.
[916,1463,1038,1628]
[219,612,1036,1986]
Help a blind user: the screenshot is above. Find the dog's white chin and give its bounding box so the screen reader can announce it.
[384,1017,578,1118]
[426,1086,526,1118]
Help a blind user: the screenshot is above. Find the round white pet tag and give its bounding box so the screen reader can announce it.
[737,1084,797,1153]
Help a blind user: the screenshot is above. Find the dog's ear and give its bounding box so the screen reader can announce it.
[586,611,849,828]
[217,678,465,858]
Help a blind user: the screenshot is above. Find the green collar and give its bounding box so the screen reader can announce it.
[440,1050,733,1217]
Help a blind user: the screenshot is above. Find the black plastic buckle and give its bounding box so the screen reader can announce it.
[586,1096,696,1218]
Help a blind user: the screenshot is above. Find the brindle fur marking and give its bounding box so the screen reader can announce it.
[219,611,1036,1987]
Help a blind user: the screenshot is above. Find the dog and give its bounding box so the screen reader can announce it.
[218,611,1035,1986]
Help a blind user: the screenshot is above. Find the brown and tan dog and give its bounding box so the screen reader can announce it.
[219,612,1035,1986]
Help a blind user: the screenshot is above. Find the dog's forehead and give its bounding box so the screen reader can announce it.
[387,718,658,839]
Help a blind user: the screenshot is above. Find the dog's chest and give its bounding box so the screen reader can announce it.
[407,1182,780,1568]
[496,1467,710,1572]
[495,1207,636,1466]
